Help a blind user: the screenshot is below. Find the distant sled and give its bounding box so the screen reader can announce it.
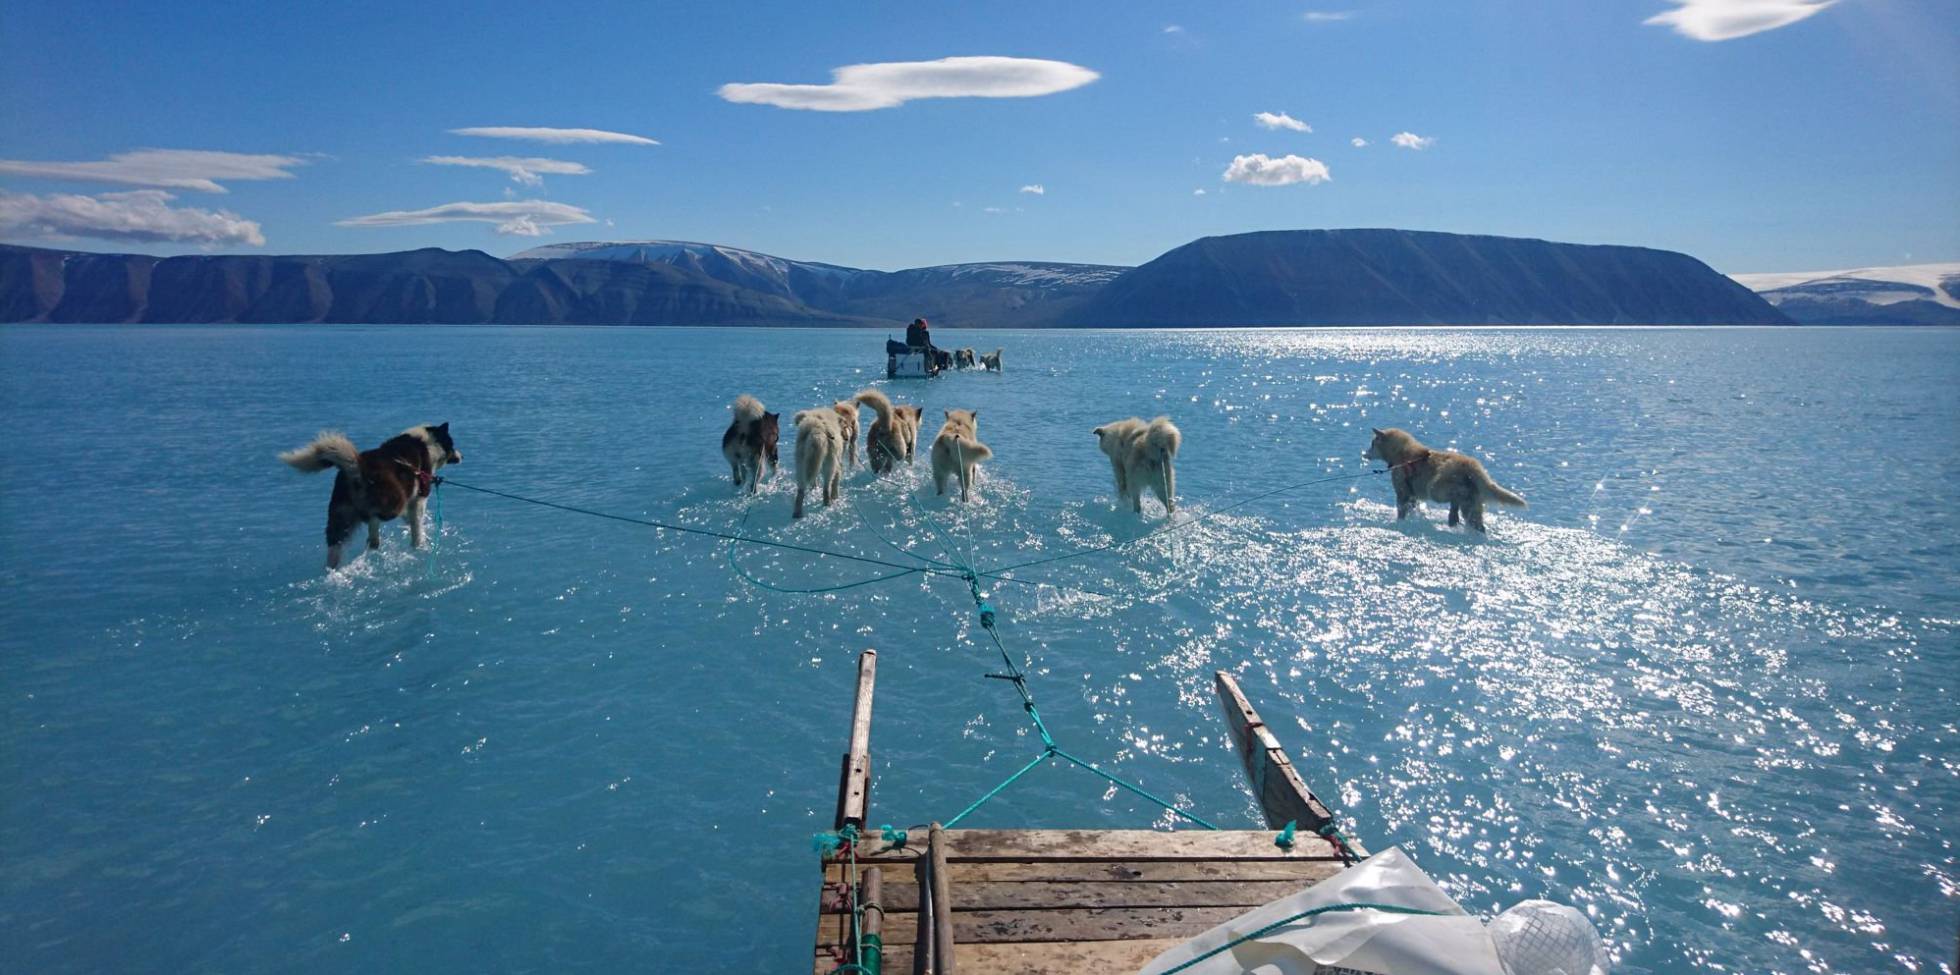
[885,338,941,379]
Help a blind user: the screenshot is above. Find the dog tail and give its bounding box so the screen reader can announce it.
[1477,470,1527,508]
[731,394,766,424]
[956,438,993,461]
[280,431,360,475]
[1144,417,1181,459]
[853,388,895,425]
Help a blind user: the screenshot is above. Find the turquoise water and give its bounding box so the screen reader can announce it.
[2,325,1955,973]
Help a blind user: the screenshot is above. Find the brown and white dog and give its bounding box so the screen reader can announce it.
[979,347,1003,372]
[280,423,462,569]
[1093,416,1180,515]
[790,407,847,518]
[1363,427,1525,532]
[722,395,780,494]
[954,348,977,369]
[855,388,924,474]
[929,408,994,501]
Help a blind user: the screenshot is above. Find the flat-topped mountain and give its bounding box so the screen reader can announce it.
[2,229,1793,326]
[1073,229,1791,326]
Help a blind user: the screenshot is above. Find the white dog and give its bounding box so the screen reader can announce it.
[929,408,993,501]
[979,347,1003,372]
[1093,416,1180,515]
[790,407,846,519]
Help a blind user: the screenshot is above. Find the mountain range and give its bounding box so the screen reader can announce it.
[1729,263,1960,325]
[1,229,1801,326]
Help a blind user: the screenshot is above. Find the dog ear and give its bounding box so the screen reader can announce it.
[970,409,979,418]
[1092,426,1104,436]
[1371,427,1383,436]
[436,422,449,432]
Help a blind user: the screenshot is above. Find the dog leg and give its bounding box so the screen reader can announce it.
[1467,502,1487,533]
[960,463,971,503]
[366,518,383,551]
[1148,472,1171,516]
[1448,502,1460,527]
[326,545,343,570]
[793,484,806,519]
[409,498,427,548]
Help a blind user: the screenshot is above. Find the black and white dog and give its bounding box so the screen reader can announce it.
[281,423,462,568]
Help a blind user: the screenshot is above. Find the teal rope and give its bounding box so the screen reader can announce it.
[942,749,1052,829]
[726,503,933,594]
[1155,902,1446,974]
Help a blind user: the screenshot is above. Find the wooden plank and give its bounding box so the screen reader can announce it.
[821,879,1318,913]
[830,857,1341,884]
[1213,671,1370,858]
[819,939,1186,975]
[854,829,1345,863]
[817,905,1248,948]
[928,822,956,974]
[861,866,885,971]
[835,649,877,831]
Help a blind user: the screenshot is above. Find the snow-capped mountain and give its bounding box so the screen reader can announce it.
[1731,263,1960,325]
[510,240,1131,325]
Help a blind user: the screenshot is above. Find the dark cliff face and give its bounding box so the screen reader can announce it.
[1067,229,1793,326]
[1,230,1794,327]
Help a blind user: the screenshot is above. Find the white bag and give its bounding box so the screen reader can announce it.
[1136,845,1604,975]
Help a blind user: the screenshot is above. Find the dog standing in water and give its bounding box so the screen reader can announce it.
[830,399,861,468]
[1363,427,1526,532]
[929,408,993,501]
[790,407,847,518]
[979,348,1003,372]
[954,348,977,369]
[721,394,780,494]
[1093,416,1180,515]
[855,388,923,473]
[280,423,462,569]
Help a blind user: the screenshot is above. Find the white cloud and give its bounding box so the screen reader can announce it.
[1254,111,1312,132]
[1303,11,1354,22]
[448,126,659,146]
[0,149,306,194]
[1192,188,1207,196]
[1223,154,1331,186]
[718,56,1099,112]
[1351,137,1369,147]
[336,200,596,237]
[1390,131,1435,150]
[420,155,592,187]
[1644,0,1835,41]
[0,189,265,246]
[1163,24,1185,33]
[983,206,1006,214]
[1019,184,1045,195]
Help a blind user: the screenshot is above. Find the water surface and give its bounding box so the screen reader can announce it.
[2,325,1955,973]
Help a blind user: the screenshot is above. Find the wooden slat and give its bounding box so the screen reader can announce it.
[854,829,1343,863]
[821,879,1317,913]
[817,905,1247,948]
[1213,671,1370,858]
[830,857,1341,885]
[834,650,877,830]
[927,822,955,974]
[819,938,1186,975]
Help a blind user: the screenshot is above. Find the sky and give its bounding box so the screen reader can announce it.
[0,0,1955,274]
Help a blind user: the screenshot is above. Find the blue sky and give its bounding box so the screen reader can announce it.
[1,0,1954,272]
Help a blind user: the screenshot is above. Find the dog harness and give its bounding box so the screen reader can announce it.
[395,458,436,498]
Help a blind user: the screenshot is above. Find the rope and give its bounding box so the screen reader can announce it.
[1154,902,1446,974]
[436,477,964,580]
[726,503,935,594]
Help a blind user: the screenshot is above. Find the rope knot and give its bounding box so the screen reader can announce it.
[1275,819,1298,850]
[879,824,908,849]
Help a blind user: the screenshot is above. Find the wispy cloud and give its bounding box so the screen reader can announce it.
[448,126,659,146]
[1351,137,1369,147]
[1390,131,1435,150]
[718,56,1099,112]
[0,189,265,245]
[336,200,596,237]
[1302,11,1354,22]
[420,156,592,187]
[1223,154,1331,186]
[0,149,306,194]
[1644,0,1835,41]
[1019,184,1045,195]
[1253,111,1311,132]
[1162,24,1185,33]
[1192,188,1208,196]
